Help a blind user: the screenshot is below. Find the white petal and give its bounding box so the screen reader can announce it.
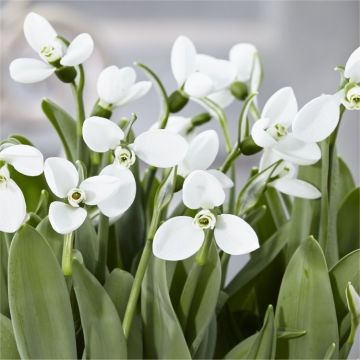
[251,118,277,148]
[259,149,282,171]
[272,178,321,199]
[132,129,188,168]
[171,35,197,86]
[184,72,214,97]
[97,164,136,217]
[60,33,94,66]
[0,180,26,233]
[229,43,257,82]
[23,12,57,52]
[115,81,152,107]
[162,116,192,136]
[292,94,340,143]
[44,157,79,198]
[214,214,259,255]
[0,145,43,176]
[344,46,360,83]
[97,66,136,105]
[261,87,298,128]
[153,216,204,261]
[180,130,219,175]
[80,175,122,205]
[182,170,225,209]
[49,201,87,234]
[206,169,234,189]
[9,58,54,83]
[207,89,234,108]
[82,117,124,153]
[273,134,321,165]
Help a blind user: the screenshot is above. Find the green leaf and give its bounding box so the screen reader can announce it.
[0,314,20,359]
[41,98,77,162]
[247,305,276,359]
[0,233,10,317]
[8,225,76,359]
[141,257,191,359]
[337,188,360,258]
[224,333,257,359]
[193,315,217,359]
[72,259,127,359]
[275,236,339,359]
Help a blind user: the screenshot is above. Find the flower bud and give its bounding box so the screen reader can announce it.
[231,81,249,101]
[168,90,189,113]
[240,136,262,155]
[55,66,77,83]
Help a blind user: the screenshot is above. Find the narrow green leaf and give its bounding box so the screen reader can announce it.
[0,233,10,317]
[72,260,127,359]
[275,236,339,359]
[8,225,76,359]
[0,314,20,359]
[276,328,306,339]
[324,343,336,359]
[224,333,257,359]
[194,315,217,359]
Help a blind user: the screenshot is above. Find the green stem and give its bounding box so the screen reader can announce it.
[195,230,213,266]
[95,214,109,283]
[219,144,241,174]
[265,187,289,228]
[220,252,230,286]
[62,232,74,276]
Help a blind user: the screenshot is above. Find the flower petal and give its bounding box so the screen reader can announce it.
[229,43,257,82]
[82,117,124,153]
[182,170,225,209]
[344,46,360,83]
[0,180,26,233]
[115,81,152,107]
[207,89,234,108]
[132,129,188,168]
[97,164,136,217]
[251,118,277,148]
[272,178,321,199]
[153,216,204,261]
[9,58,55,83]
[60,33,94,66]
[80,175,122,205]
[44,157,79,198]
[23,12,57,52]
[206,169,234,189]
[171,35,197,86]
[292,94,340,143]
[49,201,87,234]
[261,87,298,128]
[184,72,213,97]
[155,116,192,136]
[214,214,259,255]
[0,144,43,176]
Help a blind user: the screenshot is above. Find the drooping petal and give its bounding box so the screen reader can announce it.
[97,164,136,217]
[259,149,282,171]
[171,35,197,86]
[182,170,225,209]
[272,178,321,199]
[180,130,219,175]
[23,12,57,52]
[207,89,234,108]
[157,116,192,136]
[344,46,360,83]
[261,87,298,128]
[229,43,257,82]
[115,81,152,107]
[44,157,79,198]
[0,144,43,176]
[292,94,340,143]
[132,129,188,168]
[60,33,94,66]
[0,180,26,233]
[9,58,55,83]
[49,201,87,234]
[184,72,213,97]
[251,118,277,148]
[82,117,124,153]
[214,214,259,255]
[273,134,321,165]
[153,216,204,261]
[80,175,123,205]
[206,169,234,189]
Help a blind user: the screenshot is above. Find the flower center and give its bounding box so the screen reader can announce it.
[194,209,216,230]
[67,188,86,207]
[0,166,10,190]
[267,123,288,141]
[114,146,136,168]
[40,39,64,65]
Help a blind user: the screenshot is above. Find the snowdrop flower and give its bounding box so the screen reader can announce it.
[82,116,188,168]
[251,87,321,165]
[0,144,43,232]
[9,12,93,84]
[344,46,360,83]
[96,65,152,111]
[229,43,258,83]
[342,85,360,110]
[150,116,193,138]
[153,170,259,261]
[44,157,135,234]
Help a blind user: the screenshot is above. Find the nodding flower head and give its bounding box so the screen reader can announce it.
[114,146,136,168]
[67,188,86,207]
[193,209,217,230]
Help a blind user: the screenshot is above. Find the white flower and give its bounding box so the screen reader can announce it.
[82,116,188,168]
[342,85,360,110]
[153,170,259,261]
[229,43,258,82]
[44,157,135,234]
[0,144,43,232]
[97,65,152,109]
[251,87,321,166]
[9,12,94,84]
[344,46,360,83]
[150,116,193,139]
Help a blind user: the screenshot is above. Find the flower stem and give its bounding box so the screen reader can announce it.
[195,230,213,266]
[95,214,109,284]
[62,232,74,276]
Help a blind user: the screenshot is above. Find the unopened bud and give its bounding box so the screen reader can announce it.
[231,81,249,101]
[168,90,189,113]
[240,137,262,155]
